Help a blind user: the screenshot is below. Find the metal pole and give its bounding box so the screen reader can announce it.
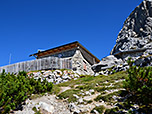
[9,53,11,65]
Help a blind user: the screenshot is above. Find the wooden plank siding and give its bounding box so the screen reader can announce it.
[79,47,97,65]
[0,57,72,73]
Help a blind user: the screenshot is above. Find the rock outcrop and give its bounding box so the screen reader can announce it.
[27,69,80,84]
[92,0,152,74]
[111,0,152,56]
[14,94,71,114]
[92,55,123,72]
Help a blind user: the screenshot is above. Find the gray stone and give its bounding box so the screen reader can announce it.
[111,0,152,57]
[85,91,91,96]
[68,103,80,113]
[74,78,78,80]
[47,79,54,83]
[80,92,85,96]
[62,80,69,83]
[73,94,79,99]
[92,55,123,72]
[89,89,94,93]
[33,76,38,79]
[93,109,99,114]
[135,56,152,66]
[54,70,62,76]
[39,101,54,113]
[74,74,80,78]
[62,75,71,80]
[43,71,52,77]
[78,98,84,104]
[92,0,152,74]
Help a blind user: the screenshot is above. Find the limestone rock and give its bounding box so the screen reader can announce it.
[92,0,152,74]
[78,98,84,104]
[27,69,82,85]
[73,94,80,99]
[92,55,123,72]
[111,0,152,56]
[68,103,81,113]
[110,0,152,67]
[39,102,54,113]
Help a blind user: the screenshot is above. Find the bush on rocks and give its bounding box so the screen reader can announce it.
[123,58,152,111]
[0,70,53,114]
[104,107,119,114]
[90,105,105,114]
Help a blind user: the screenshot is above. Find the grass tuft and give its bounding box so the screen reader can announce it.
[57,89,81,102]
[91,105,105,114]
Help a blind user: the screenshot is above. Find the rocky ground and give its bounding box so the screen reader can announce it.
[13,71,141,114]
[14,94,71,114]
[27,69,81,85]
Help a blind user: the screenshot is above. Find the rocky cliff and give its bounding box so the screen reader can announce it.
[111,0,152,56]
[92,0,152,74]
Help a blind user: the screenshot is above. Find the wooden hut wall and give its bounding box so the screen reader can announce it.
[79,47,96,65]
[0,57,72,73]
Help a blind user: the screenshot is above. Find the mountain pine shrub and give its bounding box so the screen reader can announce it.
[0,70,53,114]
[124,58,152,108]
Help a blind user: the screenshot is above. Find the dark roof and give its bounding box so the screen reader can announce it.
[30,41,100,63]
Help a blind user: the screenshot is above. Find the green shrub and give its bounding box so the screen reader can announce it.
[86,100,93,104]
[57,89,80,102]
[95,91,121,102]
[32,106,42,114]
[104,107,119,114]
[0,70,53,114]
[124,58,152,107]
[95,86,107,92]
[90,105,105,114]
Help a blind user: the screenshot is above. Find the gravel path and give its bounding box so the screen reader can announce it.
[14,95,71,114]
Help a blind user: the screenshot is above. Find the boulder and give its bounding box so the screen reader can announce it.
[92,55,123,72]
[135,56,152,66]
[89,89,94,93]
[62,75,71,80]
[73,94,80,99]
[39,101,54,113]
[78,98,84,104]
[85,91,92,96]
[68,103,81,113]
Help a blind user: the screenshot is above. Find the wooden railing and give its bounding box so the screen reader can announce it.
[0,57,72,73]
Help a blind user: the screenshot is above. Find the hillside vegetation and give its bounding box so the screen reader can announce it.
[0,71,53,114]
[49,59,152,113]
[50,71,128,113]
[0,59,152,114]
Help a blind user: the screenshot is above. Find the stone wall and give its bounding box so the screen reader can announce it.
[72,50,94,75]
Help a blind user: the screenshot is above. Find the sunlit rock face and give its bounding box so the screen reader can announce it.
[111,0,152,56]
[92,0,152,74]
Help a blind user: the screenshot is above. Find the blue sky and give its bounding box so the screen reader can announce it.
[0,0,143,66]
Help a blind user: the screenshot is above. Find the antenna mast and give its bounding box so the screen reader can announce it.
[9,53,11,65]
